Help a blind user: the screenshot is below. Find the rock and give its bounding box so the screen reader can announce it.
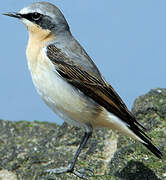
[0,170,17,180]
[0,88,165,180]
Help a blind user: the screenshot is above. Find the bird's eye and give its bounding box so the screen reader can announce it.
[31,12,41,21]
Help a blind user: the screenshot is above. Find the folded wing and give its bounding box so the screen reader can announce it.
[46,44,162,159]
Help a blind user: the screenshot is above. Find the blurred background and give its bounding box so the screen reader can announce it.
[0,0,165,124]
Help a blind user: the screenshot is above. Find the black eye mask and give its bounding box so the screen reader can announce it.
[21,12,55,30]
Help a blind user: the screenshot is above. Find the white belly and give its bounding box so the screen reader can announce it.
[29,57,98,128]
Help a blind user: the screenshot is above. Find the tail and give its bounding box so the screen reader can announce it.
[105,112,162,159]
[128,123,163,159]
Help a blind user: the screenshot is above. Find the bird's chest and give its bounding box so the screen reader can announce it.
[26,47,97,125]
[32,63,83,114]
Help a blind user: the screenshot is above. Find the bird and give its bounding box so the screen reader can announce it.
[4,1,162,178]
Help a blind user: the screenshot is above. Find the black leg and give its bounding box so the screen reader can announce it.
[45,128,93,179]
[68,131,92,172]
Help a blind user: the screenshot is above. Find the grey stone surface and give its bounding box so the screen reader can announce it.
[0,88,165,180]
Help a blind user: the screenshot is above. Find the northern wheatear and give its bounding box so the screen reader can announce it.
[4,1,162,178]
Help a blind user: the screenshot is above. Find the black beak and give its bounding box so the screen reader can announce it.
[3,12,22,19]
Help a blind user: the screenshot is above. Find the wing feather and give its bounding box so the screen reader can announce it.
[47,44,145,130]
[46,44,163,159]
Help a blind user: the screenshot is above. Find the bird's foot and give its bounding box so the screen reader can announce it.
[45,164,94,179]
[45,165,71,174]
[73,168,94,179]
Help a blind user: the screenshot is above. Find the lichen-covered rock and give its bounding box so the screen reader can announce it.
[109,88,166,180]
[0,170,17,180]
[0,88,165,180]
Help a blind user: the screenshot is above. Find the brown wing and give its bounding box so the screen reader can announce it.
[47,44,145,130]
[46,44,163,159]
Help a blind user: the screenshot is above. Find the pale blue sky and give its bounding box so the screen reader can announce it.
[1,0,165,124]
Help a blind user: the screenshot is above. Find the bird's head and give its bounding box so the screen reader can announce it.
[4,2,70,39]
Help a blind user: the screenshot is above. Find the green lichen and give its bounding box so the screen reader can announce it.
[0,88,165,179]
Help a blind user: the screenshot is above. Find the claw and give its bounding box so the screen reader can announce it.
[45,164,72,174]
[73,170,89,179]
[45,166,94,179]
[77,168,94,177]
[72,168,94,179]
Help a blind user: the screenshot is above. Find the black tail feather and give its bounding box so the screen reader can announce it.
[128,124,163,159]
[142,140,162,159]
